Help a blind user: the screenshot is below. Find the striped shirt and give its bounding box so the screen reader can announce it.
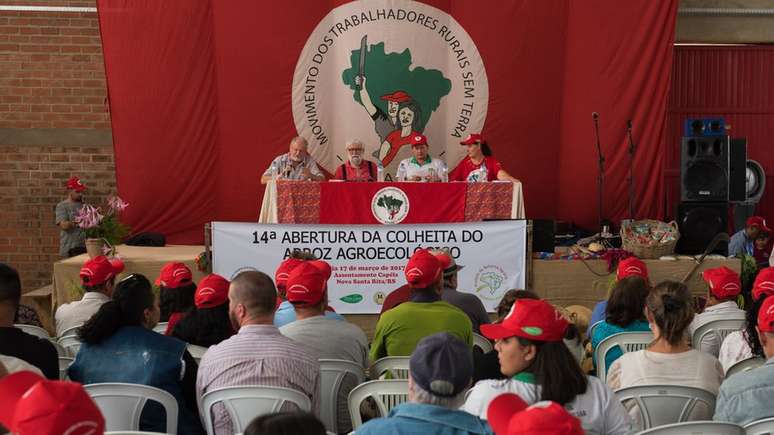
[196,324,320,435]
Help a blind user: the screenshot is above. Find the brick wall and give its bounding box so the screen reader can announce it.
[0,0,113,292]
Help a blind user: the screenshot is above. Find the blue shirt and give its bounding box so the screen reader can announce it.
[588,301,608,336]
[357,402,493,435]
[273,300,344,328]
[591,320,651,374]
[714,357,774,425]
[728,229,753,257]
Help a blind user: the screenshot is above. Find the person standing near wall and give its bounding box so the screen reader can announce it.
[55,176,87,258]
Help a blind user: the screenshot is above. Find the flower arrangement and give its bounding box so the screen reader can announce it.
[74,195,131,247]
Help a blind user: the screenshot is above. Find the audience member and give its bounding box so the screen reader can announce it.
[754,230,772,269]
[473,289,539,383]
[69,273,203,434]
[607,281,723,429]
[172,274,234,347]
[274,255,344,328]
[14,304,44,328]
[261,136,324,184]
[55,175,87,257]
[431,249,490,333]
[588,257,650,335]
[244,412,326,435]
[714,294,774,425]
[370,249,473,361]
[688,266,744,357]
[395,134,447,182]
[379,283,411,314]
[0,371,105,435]
[591,276,651,374]
[157,262,196,335]
[55,255,123,336]
[487,393,584,435]
[729,216,769,257]
[358,332,493,435]
[718,267,774,371]
[450,133,519,182]
[0,263,57,379]
[196,271,319,435]
[279,260,368,433]
[333,139,379,181]
[462,298,631,434]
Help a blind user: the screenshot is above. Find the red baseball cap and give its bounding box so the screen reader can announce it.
[487,393,584,435]
[155,262,193,288]
[746,216,772,232]
[286,262,326,305]
[480,299,568,342]
[65,176,86,192]
[460,133,483,145]
[758,295,774,333]
[753,267,774,301]
[702,266,741,299]
[0,371,105,435]
[309,260,332,281]
[194,274,230,309]
[617,257,648,281]
[410,134,428,146]
[274,258,303,290]
[79,255,124,286]
[404,249,442,289]
[380,90,412,103]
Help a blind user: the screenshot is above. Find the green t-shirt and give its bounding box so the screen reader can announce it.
[370,300,473,362]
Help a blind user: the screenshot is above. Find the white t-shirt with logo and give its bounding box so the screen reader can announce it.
[396,156,447,181]
[461,373,633,435]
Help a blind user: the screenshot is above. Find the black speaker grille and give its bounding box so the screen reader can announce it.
[683,161,727,201]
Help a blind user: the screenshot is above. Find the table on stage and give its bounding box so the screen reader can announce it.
[52,245,206,309]
[258,179,526,224]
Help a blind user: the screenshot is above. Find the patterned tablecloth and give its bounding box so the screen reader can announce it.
[258,180,525,223]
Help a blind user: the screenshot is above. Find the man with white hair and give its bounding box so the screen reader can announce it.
[357,332,492,434]
[333,139,379,181]
[260,136,324,183]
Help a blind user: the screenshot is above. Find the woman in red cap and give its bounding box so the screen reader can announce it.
[461,298,632,434]
[156,262,197,335]
[450,133,519,182]
[587,257,650,336]
[171,274,235,347]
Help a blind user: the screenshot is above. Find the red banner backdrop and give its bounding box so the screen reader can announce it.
[97,0,677,243]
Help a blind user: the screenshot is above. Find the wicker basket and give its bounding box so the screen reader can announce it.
[620,220,680,259]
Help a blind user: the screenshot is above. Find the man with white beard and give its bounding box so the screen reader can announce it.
[260,136,324,183]
[333,139,379,181]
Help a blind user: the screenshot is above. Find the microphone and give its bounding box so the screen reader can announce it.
[592,112,599,120]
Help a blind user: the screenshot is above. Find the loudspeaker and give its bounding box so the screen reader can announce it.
[676,202,728,255]
[681,136,730,202]
[531,219,555,253]
[729,138,747,203]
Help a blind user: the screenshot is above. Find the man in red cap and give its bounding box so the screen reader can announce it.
[729,216,771,257]
[714,293,774,425]
[430,249,490,333]
[54,255,124,336]
[395,134,447,182]
[487,393,584,435]
[450,133,519,183]
[156,262,197,335]
[55,175,87,257]
[273,253,344,328]
[689,266,744,356]
[0,263,58,380]
[279,260,368,433]
[370,249,473,361]
[0,371,105,435]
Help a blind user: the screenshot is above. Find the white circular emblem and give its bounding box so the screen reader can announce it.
[371,186,410,224]
[291,0,489,177]
[474,265,508,301]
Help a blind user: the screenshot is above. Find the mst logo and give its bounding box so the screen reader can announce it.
[371,186,409,224]
[291,0,489,177]
[474,265,507,301]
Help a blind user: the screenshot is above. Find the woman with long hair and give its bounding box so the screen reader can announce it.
[172,274,234,347]
[449,133,519,182]
[462,298,631,434]
[69,273,204,434]
[157,262,196,335]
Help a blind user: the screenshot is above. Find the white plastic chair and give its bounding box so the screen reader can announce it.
[347,379,409,430]
[59,324,83,339]
[153,322,168,334]
[635,420,744,434]
[318,359,366,434]
[186,344,208,363]
[51,340,67,357]
[594,331,653,382]
[370,356,410,379]
[84,383,178,434]
[473,332,493,353]
[745,416,774,435]
[58,356,73,380]
[201,385,311,435]
[691,315,746,357]
[589,319,604,339]
[14,323,50,339]
[57,335,82,357]
[725,356,765,379]
[614,385,716,430]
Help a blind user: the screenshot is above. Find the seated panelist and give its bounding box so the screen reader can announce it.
[450,133,519,182]
[260,136,325,184]
[333,139,379,182]
[395,134,447,182]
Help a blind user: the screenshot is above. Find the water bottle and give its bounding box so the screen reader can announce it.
[439,166,448,182]
[480,164,488,182]
[270,161,279,181]
[376,160,384,182]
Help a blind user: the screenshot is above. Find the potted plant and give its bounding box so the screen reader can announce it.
[74,195,131,258]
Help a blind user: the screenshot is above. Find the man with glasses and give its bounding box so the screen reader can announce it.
[333,139,379,181]
[260,136,325,184]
